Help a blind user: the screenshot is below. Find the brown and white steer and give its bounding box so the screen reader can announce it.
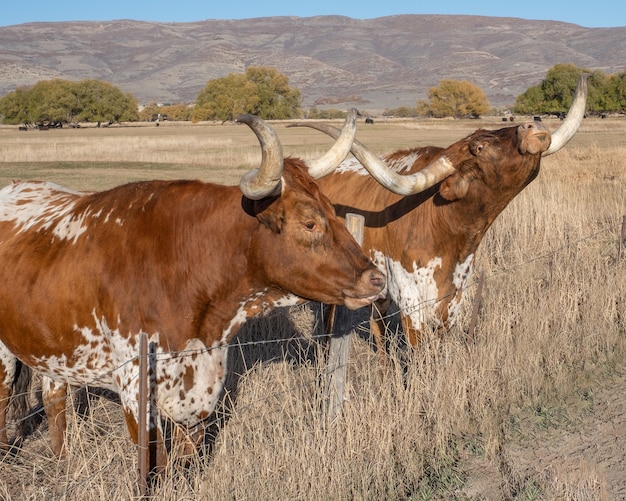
[293,75,587,355]
[0,112,385,472]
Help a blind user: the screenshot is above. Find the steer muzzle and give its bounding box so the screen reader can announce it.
[342,267,386,310]
[517,121,552,155]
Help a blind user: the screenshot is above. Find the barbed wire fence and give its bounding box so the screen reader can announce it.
[0,217,624,498]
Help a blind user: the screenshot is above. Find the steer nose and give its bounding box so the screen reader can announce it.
[369,269,386,290]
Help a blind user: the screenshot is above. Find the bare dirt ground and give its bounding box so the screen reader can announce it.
[462,368,626,500]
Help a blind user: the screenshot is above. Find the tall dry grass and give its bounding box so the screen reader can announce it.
[0,118,624,499]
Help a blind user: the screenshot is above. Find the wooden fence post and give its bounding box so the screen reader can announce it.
[324,213,365,423]
[137,333,148,497]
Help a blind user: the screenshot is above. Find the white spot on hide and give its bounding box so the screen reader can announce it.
[0,181,89,243]
[0,341,17,388]
[447,254,474,326]
[373,251,474,331]
[337,151,424,176]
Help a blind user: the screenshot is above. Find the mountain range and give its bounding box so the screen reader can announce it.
[1,15,625,111]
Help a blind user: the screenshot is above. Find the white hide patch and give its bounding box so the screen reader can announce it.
[375,251,443,329]
[153,338,229,425]
[0,340,17,388]
[373,251,474,331]
[0,181,90,243]
[27,311,229,428]
[337,151,424,176]
[222,291,300,340]
[337,157,369,175]
[447,254,475,326]
[26,290,303,431]
[385,152,424,174]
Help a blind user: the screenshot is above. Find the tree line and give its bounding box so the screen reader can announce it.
[513,63,626,115]
[0,64,624,125]
[0,79,139,126]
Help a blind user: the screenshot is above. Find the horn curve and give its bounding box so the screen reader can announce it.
[235,114,284,200]
[298,108,358,179]
[290,121,456,196]
[543,74,588,156]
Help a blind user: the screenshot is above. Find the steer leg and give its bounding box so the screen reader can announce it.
[369,315,388,364]
[372,304,428,365]
[42,377,68,456]
[0,356,15,450]
[401,316,421,347]
[0,358,34,453]
[122,408,167,476]
[0,394,8,452]
[0,343,18,450]
[169,421,204,465]
[370,298,394,364]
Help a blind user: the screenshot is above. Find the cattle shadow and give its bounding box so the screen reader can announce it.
[201,301,409,459]
[201,304,326,458]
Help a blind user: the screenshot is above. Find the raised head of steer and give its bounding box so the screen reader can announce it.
[0,110,384,474]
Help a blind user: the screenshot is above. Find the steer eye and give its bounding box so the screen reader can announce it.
[304,221,317,231]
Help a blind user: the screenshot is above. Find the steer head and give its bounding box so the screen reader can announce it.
[236,112,385,310]
[432,74,587,230]
[437,121,551,212]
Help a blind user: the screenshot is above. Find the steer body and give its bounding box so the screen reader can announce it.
[299,71,587,356]
[317,122,553,348]
[0,118,384,471]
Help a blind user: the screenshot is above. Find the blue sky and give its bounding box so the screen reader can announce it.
[1,1,623,28]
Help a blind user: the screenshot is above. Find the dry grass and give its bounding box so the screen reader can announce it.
[0,117,624,499]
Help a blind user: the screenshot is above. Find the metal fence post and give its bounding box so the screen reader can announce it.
[137,333,148,496]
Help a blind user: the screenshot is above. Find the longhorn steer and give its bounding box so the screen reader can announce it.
[292,76,587,356]
[0,111,385,473]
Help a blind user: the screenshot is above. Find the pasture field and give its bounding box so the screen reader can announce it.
[0,117,625,499]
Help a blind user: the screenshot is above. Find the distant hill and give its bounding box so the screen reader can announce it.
[1,15,624,111]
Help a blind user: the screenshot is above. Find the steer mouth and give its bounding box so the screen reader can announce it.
[342,292,384,310]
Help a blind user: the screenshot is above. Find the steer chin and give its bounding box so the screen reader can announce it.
[343,293,383,310]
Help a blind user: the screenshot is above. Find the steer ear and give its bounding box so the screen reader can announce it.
[439,172,471,201]
[252,197,285,233]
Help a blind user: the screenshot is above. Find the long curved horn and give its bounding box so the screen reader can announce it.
[235,114,284,200]
[543,74,588,156]
[290,122,456,196]
[297,108,358,178]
